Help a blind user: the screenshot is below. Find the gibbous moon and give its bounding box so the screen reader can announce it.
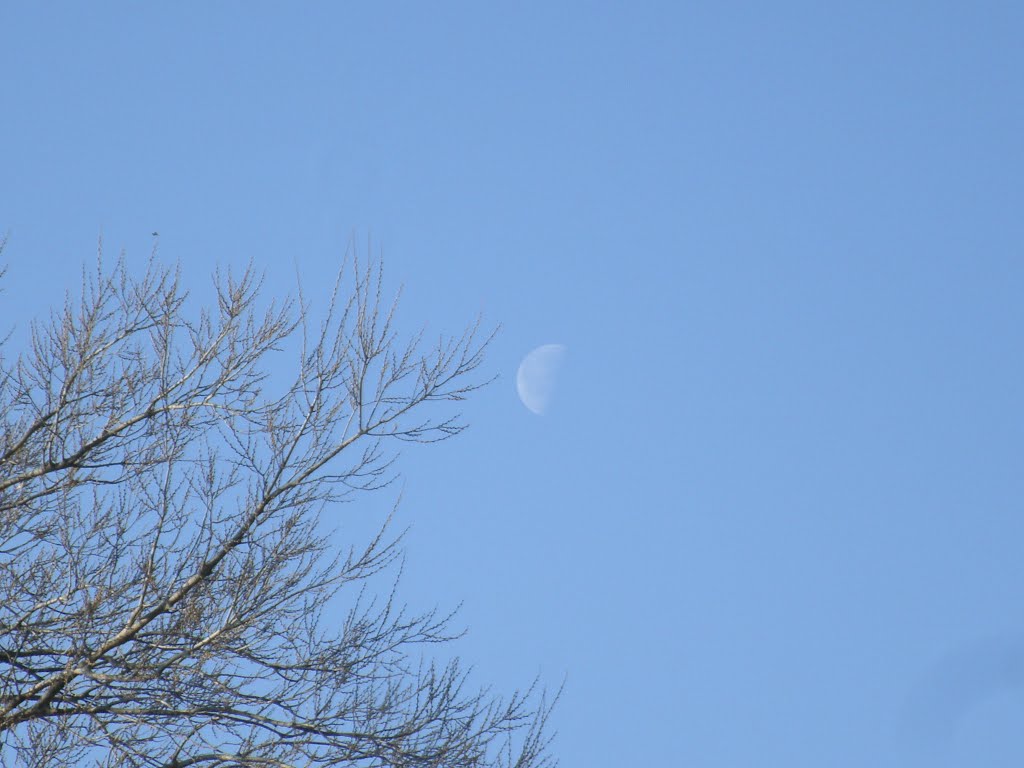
[516,344,567,415]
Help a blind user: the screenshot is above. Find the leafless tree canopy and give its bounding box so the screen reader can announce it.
[0,254,555,767]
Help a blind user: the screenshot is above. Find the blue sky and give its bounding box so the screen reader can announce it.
[3,3,1024,765]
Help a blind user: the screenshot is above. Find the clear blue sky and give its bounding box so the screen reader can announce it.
[3,3,1024,765]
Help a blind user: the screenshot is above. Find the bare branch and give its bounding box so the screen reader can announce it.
[0,253,554,768]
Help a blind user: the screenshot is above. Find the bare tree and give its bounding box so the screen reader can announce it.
[0,251,555,767]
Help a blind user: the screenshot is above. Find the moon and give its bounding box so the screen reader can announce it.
[516,344,567,415]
